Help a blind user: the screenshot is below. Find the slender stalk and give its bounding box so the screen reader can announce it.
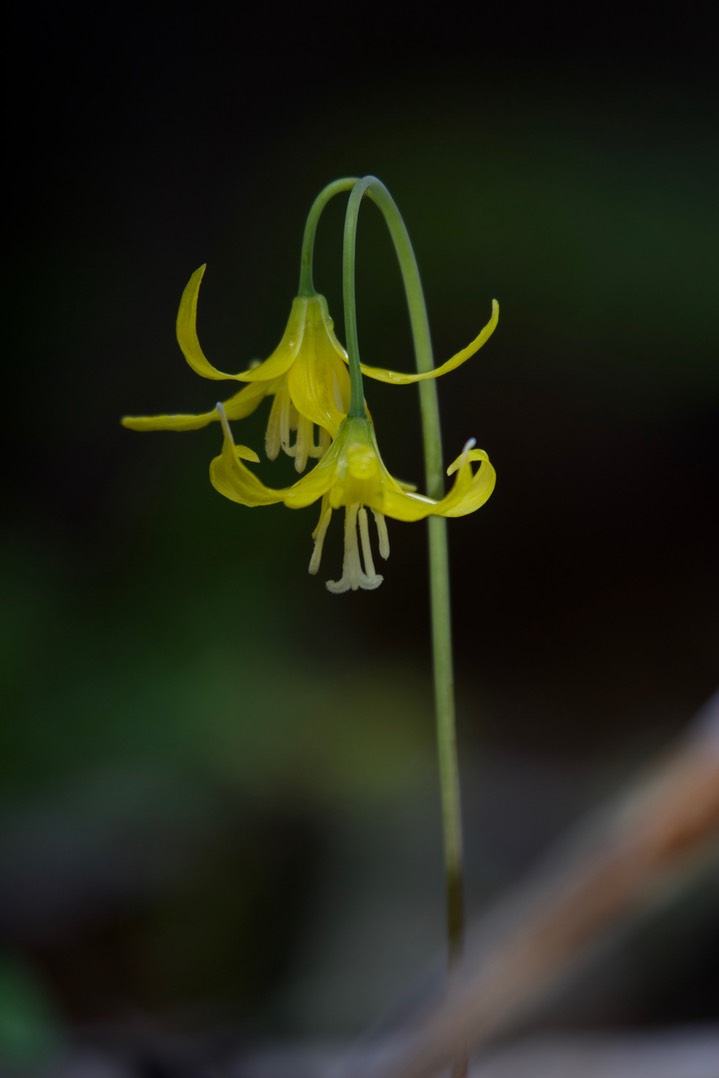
[298,177,359,295]
[342,178,373,417]
[366,178,465,960]
[341,177,468,1075]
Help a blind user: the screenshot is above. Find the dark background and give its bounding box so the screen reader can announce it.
[3,4,718,1073]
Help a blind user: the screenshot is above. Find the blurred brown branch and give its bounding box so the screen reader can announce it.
[332,689,719,1078]
[237,1028,719,1078]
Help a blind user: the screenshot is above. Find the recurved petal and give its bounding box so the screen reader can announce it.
[232,298,309,384]
[358,299,499,385]
[121,380,271,433]
[121,409,218,431]
[210,448,284,507]
[377,486,443,522]
[379,444,496,521]
[221,380,275,419]
[441,445,496,516]
[176,265,239,380]
[210,409,283,507]
[281,440,340,509]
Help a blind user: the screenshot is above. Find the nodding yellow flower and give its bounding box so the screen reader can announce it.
[121,264,499,474]
[122,265,349,473]
[211,406,496,593]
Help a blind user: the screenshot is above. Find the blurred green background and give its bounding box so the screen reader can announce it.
[3,5,718,1073]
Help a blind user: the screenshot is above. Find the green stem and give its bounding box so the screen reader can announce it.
[298,177,359,296]
[342,178,373,417]
[345,178,466,981]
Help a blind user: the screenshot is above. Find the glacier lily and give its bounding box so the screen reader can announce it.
[122,264,499,473]
[211,405,496,593]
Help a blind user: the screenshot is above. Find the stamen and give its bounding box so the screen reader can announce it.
[216,401,233,442]
[317,427,331,455]
[309,503,332,575]
[327,506,361,593]
[294,414,312,473]
[327,505,384,594]
[447,436,479,477]
[373,511,390,560]
[265,390,284,460]
[358,507,383,586]
[309,425,330,460]
[279,386,292,456]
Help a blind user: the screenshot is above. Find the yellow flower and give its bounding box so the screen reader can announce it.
[122,264,499,474]
[211,406,496,593]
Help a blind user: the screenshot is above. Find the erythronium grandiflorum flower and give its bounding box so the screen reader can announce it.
[211,404,496,593]
[122,264,500,474]
[122,266,349,473]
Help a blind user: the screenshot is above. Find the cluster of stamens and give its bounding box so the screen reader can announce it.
[265,383,331,472]
[310,502,390,593]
